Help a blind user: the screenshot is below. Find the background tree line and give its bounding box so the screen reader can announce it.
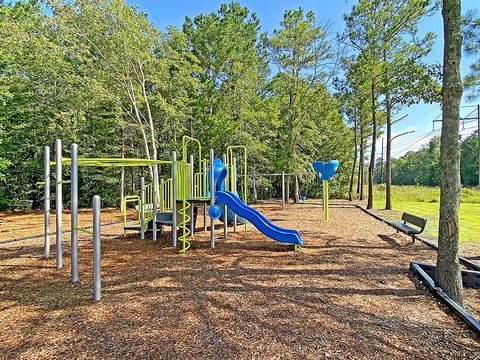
[1,0,479,211]
[373,133,479,187]
[0,0,351,209]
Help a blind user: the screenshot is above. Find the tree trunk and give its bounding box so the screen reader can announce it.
[349,117,358,201]
[253,170,257,204]
[385,89,393,210]
[358,124,364,200]
[436,0,464,305]
[286,176,290,203]
[367,80,376,210]
[120,131,125,208]
[294,174,300,203]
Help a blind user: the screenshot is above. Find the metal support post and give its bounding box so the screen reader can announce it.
[70,143,78,282]
[160,178,164,234]
[152,165,157,241]
[189,154,194,236]
[44,146,50,258]
[203,159,207,232]
[210,148,215,248]
[222,153,227,239]
[93,195,101,302]
[140,177,145,240]
[172,151,177,247]
[55,139,62,269]
[233,156,237,232]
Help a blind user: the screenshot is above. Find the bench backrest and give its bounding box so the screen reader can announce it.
[402,212,427,230]
[13,200,33,209]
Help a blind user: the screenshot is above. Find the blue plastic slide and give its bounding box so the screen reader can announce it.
[216,190,303,245]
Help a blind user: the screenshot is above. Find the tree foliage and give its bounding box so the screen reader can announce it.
[0,1,353,209]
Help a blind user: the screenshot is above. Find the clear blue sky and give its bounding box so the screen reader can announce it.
[126,0,479,157]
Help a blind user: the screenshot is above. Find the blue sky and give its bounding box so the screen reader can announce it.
[126,0,480,157]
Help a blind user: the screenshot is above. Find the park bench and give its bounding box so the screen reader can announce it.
[392,212,427,242]
[12,200,33,211]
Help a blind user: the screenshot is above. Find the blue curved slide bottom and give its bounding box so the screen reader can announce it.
[216,191,303,246]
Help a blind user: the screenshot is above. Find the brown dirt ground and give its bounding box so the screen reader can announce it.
[0,202,479,359]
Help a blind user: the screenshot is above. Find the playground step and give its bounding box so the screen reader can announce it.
[124,224,141,231]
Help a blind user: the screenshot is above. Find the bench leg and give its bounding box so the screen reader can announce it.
[412,235,415,243]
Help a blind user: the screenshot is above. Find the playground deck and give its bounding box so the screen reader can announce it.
[0,203,479,358]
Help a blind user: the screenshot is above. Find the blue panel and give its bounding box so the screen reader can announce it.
[312,160,340,181]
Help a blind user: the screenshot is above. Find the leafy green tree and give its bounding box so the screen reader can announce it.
[342,0,439,210]
[460,132,479,186]
[263,8,349,201]
[463,9,480,100]
[183,2,269,161]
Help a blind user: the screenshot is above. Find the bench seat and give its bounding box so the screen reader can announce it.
[391,212,427,242]
[392,221,421,235]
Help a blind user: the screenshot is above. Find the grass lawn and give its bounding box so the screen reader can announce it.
[372,185,480,245]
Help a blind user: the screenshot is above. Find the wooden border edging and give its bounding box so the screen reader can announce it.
[410,262,480,335]
[353,204,480,271]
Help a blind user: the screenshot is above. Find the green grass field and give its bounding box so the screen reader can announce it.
[372,185,480,245]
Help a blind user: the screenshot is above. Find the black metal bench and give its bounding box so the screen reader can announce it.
[392,212,427,242]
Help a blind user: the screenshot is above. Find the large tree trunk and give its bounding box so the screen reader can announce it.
[358,124,365,200]
[385,89,393,210]
[367,81,377,209]
[436,0,464,305]
[294,174,300,203]
[349,117,358,201]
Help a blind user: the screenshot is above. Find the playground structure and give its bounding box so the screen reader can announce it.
[41,136,303,298]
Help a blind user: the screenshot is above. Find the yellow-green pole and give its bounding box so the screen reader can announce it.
[323,180,329,221]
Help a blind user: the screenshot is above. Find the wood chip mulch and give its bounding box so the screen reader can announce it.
[0,202,479,359]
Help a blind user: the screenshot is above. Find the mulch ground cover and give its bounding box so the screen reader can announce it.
[0,208,127,242]
[1,202,479,359]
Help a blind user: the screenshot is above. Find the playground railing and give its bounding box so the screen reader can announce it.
[160,178,173,212]
[122,195,141,231]
[144,182,154,225]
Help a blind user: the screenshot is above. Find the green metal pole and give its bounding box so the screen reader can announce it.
[325,180,329,221]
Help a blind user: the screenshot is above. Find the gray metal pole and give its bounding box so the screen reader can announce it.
[203,159,207,232]
[44,146,50,258]
[222,153,227,239]
[233,156,237,232]
[93,195,101,302]
[210,148,215,248]
[189,154,194,236]
[160,178,164,234]
[70,143,79,282]
[55,139,62,269]
[172,151,177,247]
[282,171,286,210]
[152,165,157,241]
[140,177,145,240]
